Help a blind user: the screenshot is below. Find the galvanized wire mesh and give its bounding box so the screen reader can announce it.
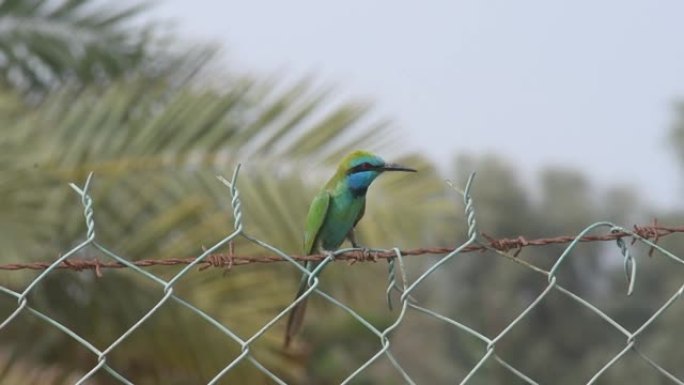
[1,165,683,384]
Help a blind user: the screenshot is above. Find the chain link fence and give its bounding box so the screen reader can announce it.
[1,165,683,384]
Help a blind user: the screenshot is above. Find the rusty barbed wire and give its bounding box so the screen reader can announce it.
[2,222,680,274]
[3,168,684,384]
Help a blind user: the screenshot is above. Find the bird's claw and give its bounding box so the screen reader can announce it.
[348,247,376,264]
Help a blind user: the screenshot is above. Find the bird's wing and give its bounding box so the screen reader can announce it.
[303,190,331,254]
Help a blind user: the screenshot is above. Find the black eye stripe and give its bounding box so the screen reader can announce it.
[348,162,377,174]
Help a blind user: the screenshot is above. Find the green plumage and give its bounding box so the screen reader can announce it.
[284,150,416,348]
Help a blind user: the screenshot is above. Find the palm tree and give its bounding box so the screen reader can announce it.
[0,0,171,96]
[0,1,455,384]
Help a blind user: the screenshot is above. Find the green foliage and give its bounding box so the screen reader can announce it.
[2,0,684,384]
[0,68,454,383]
[0,0,164,95]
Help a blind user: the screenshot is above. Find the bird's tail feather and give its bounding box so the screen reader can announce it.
[284,262,317,348]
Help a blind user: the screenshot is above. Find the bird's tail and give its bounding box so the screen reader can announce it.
[284,262,316,348]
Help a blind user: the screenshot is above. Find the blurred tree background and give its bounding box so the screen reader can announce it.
[0,1,682,384]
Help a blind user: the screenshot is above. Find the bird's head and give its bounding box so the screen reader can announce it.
[338,150,416,192]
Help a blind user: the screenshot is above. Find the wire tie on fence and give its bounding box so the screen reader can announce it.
[612,227,636,296]
[386,255,397,310]
[386,248,412,310]
[448,173,478,238]
[217,163,244,232]
[68,172,96,240]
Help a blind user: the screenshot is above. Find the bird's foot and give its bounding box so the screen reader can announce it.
[348,247,376,264]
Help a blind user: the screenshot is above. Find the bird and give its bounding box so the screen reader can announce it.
[283,150,416,348]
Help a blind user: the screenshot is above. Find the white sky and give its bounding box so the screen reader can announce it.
[154,0,684,208]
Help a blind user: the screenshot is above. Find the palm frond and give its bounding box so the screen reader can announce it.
[0,0,179,95]
[0,73,455,383]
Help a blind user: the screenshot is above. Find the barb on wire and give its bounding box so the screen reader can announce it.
[3,223,684,273]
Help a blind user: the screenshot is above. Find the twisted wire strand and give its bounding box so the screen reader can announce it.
[0,169,683,384]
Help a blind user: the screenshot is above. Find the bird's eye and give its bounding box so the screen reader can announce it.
[348,162,375,175]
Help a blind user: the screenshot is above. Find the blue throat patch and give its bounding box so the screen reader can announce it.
[347,171,378,196]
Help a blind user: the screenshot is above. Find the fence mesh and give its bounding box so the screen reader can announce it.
[1,165,683,384]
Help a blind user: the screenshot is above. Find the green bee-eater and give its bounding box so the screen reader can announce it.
[284,150,416,348]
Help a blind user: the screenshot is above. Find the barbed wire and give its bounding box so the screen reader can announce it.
[1,166,683,384]
[1,222,680,275]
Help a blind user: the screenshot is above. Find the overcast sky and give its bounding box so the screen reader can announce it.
[154,0,684,208]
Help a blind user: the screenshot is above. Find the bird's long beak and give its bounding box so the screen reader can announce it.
[381,163,417,173]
